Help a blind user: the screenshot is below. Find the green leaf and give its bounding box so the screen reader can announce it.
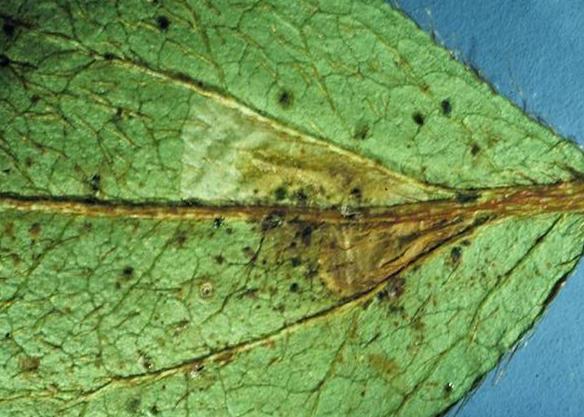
[1,1,583,416]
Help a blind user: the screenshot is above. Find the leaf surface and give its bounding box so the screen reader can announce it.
[1,1,584,417]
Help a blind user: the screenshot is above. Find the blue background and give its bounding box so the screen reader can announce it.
[393,1,584,416]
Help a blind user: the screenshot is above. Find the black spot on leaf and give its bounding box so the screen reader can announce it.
[277,89,294,109]
[294,189,308,205]
[455,191,479,204]
[261,211,284,231]
[156,15,170,31]
[213,217,224,229]
[441,99,452,115]
[103,52,116,60]
[274,186,287,201]
[289,282,300,292]
[3,17,16,37]
[89,174,101,192]
[350,187,362,200]
[290,257,301,267]
[300,224,313,246]
[0,54,10,67]
[122,266,134,278]
[471,143,481,156]
[412,112,425,126]
[450,247,462,264]
[353,123,369,140]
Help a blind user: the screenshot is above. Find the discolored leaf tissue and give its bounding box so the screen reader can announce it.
[1,1,584,416]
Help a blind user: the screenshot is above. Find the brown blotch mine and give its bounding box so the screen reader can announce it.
[126,397,141,414]
[19,356,40,372]
[214,350,236,366]
[368,353,399,377]
[28,222,41,238]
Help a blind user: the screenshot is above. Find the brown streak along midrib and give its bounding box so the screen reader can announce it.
[1,181,584,224]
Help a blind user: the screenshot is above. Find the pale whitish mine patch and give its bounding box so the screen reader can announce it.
[180,94,451,207]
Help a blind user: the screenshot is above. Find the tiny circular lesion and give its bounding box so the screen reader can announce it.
[199,281,214,299]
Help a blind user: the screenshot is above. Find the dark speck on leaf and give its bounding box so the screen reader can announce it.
[214,254,224,264]
[3,18,16,37]
[353,123,369,140]
[412,112,425,126]
[444,382,454,396]
[294,189,308,205]
[450,247,462,264]
[122,266,134,278]
[300,224,313,246]
[350,187,362,200]
[441,99,452,115]
[156,15,170,31]
[261,211,284,231]
[455,191,479,204]
[274,186,287,201]
[471,143,481,156]
[149,405,160,415]
[289,282,300,293]
[0,54,10,67]
[104,52,116,60]
[290,257,301,267]
[90,174,101,192]
[277,89,294,109]
[127,397,141,413]
[213,217,224,229]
